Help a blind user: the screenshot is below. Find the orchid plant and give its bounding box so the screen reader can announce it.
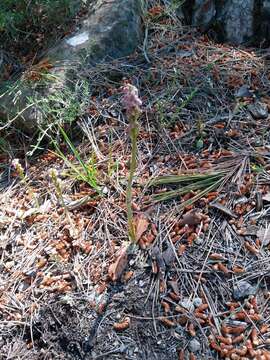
[122,84,142,242]
[11,159,26,183]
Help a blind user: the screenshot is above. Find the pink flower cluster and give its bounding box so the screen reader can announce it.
[122,84,142,118]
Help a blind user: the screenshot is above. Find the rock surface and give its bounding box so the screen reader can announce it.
[0,0,142,133]
[181,0,270,45]
[48,0,142,64]
[233,281,256,300]
[188,339,201,353]
[248,102,269,120]
[179,298,194,312]
[0,51,23,83]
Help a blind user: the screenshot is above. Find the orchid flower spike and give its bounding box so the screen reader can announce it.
[11,158,25,180]
[122,84,142,118]
[11,158,21,169]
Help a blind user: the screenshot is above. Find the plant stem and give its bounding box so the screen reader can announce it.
[127,120,138,242]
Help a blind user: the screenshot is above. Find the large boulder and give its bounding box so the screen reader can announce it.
[0,51,23,83]
[48,0,142,64]
[0,0,143,134]
[181,0,270,45]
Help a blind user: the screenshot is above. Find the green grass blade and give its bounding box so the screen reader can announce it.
[58,127,99,190]
[178,178,223,210]
[149,172,224,186]
[151,175,223,203]
[59,127,89,176]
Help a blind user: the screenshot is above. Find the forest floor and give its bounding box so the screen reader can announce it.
[1,3,270,360]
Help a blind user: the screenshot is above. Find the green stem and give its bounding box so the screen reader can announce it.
[127,120,138,242]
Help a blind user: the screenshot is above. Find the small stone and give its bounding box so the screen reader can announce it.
[168,280,180,295]
[233,281,256,300]
[5,261,14,269]
[188,338,201,353]
[138,280,145,287]
[235,85,253,98]
[194,236,204,245]
[248,102,268,120]
[115,313,122,320]
[179,298,194,312]
[175,325,184,335]
[162,247,175,266]
[193,297,203,308]
[176,50,194,58]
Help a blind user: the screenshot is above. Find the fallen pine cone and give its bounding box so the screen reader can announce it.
[178,349,185,360]
[195,303,208,312]
[209,253,226,261]
[178,244,186,255]
[113,317,130,331]
[244,241,259,255]
[217,262,230,274]
[251,327,259,346]
[123,270,133,282]
[232,334,244,344]
[216,335,232,345]
[221,324,247,335]
[161,300,170,313]
[188,322,196,337]
[159,317,176,327]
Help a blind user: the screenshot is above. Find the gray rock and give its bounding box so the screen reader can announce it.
[0,81,44,133]
[162,246,175,266]
[188,339,201,353]
[47,0,142,64]
[181,0,270,45]
[248,102,269,120]
[194,236,204,245]
[235,85,253,98]
[233,281,256,300]
[179,298,194,312]
[193,297,203,307]
[0,0,142,134]
[222,0,254,45]
[192,0,216,30]
[0,50,23,83]
[264,0,270,13]
[260,1,270,43]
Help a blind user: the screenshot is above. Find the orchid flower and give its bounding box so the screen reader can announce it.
[122,84,142,242]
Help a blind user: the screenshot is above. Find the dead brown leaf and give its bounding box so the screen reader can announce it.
[179,210,202,226]
[108,245,128,282]
[210,202,237,218]
[134,213,150,242]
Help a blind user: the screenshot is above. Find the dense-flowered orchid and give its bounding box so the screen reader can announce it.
[122,84,142,118]
[122,84,142,242]
[11,158,25,181]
